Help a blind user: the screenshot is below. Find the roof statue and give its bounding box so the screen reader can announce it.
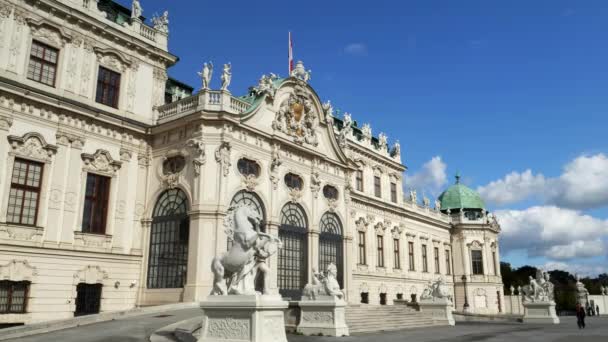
[378,132,388,150]
[220,63,232,92]
[409,189,417,204]
[338,112,353,149]
[291,60,311,83]
[198,62,213,90]
[252,73,279,98]
[322,100,334,117]
[390,140,401,158]
[131,0,142,19]
[152,10,169,33]
[362,123,372,143]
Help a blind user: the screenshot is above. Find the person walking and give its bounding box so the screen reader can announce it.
[576,303,586,329]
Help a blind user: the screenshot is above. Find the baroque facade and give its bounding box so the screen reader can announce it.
[0,0,504,325]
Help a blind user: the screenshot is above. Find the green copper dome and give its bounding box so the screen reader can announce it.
[438,174,485,211]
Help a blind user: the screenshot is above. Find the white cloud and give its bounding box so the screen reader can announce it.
[495,206,608,260]
[477,153,608,210]
[404,156,447,197]
[344,43,367,56]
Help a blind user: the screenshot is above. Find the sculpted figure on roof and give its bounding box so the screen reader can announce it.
[131,0,143,19]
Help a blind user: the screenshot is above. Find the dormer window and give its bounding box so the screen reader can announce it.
[284,173,303,190]
[323,185,339,201]
[237,158,260,177]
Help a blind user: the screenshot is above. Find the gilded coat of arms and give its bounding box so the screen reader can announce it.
[272,84,319,146]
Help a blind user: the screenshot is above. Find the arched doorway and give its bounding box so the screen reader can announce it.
[278,203,308,299]
[319,212,344,287]
[147,189,189,289]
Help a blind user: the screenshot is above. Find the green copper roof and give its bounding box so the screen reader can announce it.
[438,174,485,211]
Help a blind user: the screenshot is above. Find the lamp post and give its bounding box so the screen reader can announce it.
[462,275,470,311]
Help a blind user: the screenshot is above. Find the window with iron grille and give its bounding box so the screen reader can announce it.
[81,174,111,234]
[147,189,189,289]
[408,241,415,271]
[95,66,121,108]
[434,247,440,274]
[278,203,308,300]
[376,235,384,267]
[422,244,428,272]
[0,281,30,314]
[357,231,366,265]
[471,250,484,275]
[319,212,344,287]
[393,238,401,269]
[284,173,303,190]
[390,182,397,203]
[74,283,102,317]
[7,158,43,226]
[27,41,58,87]
[445,249,452,275]
[355,170,363,191]
[237,158,260,177]
[374,176,381,198]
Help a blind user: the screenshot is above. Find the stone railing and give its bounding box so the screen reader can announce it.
[156,90,251,123]
[139,24,157,42]
[403,200,450,222]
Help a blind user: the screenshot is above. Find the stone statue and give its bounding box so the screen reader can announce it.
[220,63,232,91]
[152,11,169,33]
[303,263,344,300]
[252,73,279,98]
[422,196,430,208]
[362,124,372,143]
[338,113,353,148]
[434,199,441,211]
[378,132,388,150]
[575,274,590,306]
[409,190,417,204]
[390,140,401,158]
[198,62,213,90]
[522,270,554,303]
[290,60,311,82]
[211,204,282,296]
[419,276,452,302]
[322,100,334,117]
[131,0,142,19]
[509,285,515,295]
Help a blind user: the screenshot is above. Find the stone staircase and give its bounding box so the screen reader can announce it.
[346,305,437,334]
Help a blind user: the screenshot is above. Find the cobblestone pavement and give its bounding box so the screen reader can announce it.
[5,312,607,342]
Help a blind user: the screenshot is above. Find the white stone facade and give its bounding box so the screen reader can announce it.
[0,0,503,325]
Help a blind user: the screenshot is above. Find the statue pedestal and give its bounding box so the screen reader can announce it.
[198,294,288,342]
[522,301,560,324]
[418,299,455,326]
[296,296,349,337]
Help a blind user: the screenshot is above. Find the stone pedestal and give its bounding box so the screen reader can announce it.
[522,301,560,324]
[198,294,288,342]
[297,296,349,337]
[418,299,455,326]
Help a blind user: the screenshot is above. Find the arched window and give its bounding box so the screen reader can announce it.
[229,190,266,232]
[319,212,344,287]
[147,189,189,289]
[278,203,308,299]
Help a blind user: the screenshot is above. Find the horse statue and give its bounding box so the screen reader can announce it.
[303,263,344,301]
[211,204,282,296]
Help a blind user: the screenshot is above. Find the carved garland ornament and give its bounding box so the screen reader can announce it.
[271,84,319,146]
[8,133,58,161]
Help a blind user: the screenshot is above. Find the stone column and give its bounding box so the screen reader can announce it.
[0,114,13,216]
[310,230,319,281]
[343,235,354,302]
[137,218,152,303]
[183,210,217,301]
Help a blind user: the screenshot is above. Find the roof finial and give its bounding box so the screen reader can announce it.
[455,172,461,184]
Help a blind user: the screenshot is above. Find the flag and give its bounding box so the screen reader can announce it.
[288,32,294,74]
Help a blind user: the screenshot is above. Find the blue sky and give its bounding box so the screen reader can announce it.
[129,0,607,275]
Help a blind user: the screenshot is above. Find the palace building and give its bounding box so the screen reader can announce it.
[0,0,504,325]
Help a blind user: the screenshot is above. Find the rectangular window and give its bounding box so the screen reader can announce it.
[445,249,452,275]
[81,173,111,234]
[393,239,401,269]
[390,183,397,203]
[7,158,44,226]
[356,170,364,192]
[95,66,121,108]
[408,241,415,271]
[422,244,428,272]
[374,176,381,198]
[357,231,366,265]
[377,235,384,267]
[0,281,30,314]
[492,251,497,275]
[27,41,59,87]
[434,247,440,274]
[471,250,484,275]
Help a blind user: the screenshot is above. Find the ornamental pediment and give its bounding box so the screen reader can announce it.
[271,82,319,147]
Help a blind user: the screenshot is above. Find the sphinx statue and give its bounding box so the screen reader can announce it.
[303,263,344,301]
[210,204,282,296]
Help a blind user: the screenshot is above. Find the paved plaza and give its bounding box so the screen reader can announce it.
[4,308,607,342]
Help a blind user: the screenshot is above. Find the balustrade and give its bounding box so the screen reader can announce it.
[156,91,250,122]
